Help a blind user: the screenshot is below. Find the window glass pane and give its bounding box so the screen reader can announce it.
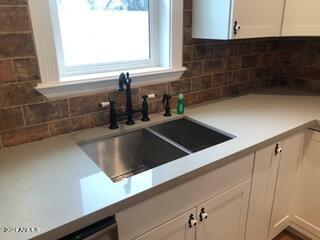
[56,0,150,67]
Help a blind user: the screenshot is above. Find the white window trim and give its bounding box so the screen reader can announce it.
[29,0,185,99]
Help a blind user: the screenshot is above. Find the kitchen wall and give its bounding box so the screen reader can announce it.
[0,0,316,149]
[276,38,320,91]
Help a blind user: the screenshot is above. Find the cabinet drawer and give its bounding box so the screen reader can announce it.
[117,154,254,240]
[134,208,196,240]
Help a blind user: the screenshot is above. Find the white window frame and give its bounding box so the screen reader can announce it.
[29,0,186,99]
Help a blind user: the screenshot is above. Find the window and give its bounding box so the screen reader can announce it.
[29,0,185,98]
[53,0,155,76]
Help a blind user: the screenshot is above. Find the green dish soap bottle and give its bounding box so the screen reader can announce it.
[176,93,185,114]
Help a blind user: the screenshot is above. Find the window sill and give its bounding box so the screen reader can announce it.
[36,67,187,99]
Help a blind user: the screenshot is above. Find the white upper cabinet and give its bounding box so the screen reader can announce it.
[192,0,285,40]
[232,0,285,39]
[282,0,320,36]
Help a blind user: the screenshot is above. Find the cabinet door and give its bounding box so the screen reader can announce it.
[246,143,282,240]
[192,0,233,39]
[197,180,251,240]
[231,0,285,39]
[135,209,196,240]
[282,0,320,36]
[269,133,305,239]
[292,130,320,238]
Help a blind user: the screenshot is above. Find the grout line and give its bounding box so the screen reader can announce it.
[10,59,17,82]
[0,132,3,148]
[0,122,47,133]
[0,56,37,61]
[190,77,194,92]
[20,105,27,127]
[47,122,52,137]
[66,98,71,118]
[0,79,42,87]
[0,98,46,110]
[0,31,33,35]
[0,5,27,7]
[166,81,169,94]
[0,109,111,134]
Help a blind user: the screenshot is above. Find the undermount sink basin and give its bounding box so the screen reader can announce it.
[79,129,188,182]
[79,117,234,182]
[150,118,233,153]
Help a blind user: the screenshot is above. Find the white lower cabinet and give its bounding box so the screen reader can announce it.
[197,180,251,240]
[245,132,305,240]
[117,154,254,240]
[269,132,305,239]
[135,180,251,240]
[135,209,196,240]
[291,130,320,240]
[246,143,282,240]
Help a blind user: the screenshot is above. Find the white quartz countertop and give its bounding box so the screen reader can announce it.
[0,88,319,240]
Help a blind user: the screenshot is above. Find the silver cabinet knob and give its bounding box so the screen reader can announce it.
[188,214,197,228]
[199,208,208,222]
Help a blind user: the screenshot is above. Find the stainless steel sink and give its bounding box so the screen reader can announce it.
[149,118,233,153]
[79,117,233,182]
[79,129,188,182]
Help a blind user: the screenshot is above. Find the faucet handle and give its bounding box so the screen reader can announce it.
[147,93,156,99]
[142,93,156,100]
[118,72,126,91]
[99,101,119,129]
[106,101,119,130]
[99,101,110,108]
[162,94,172,117]
[99,101,117,108]
[162,94,171,103]
[141,94,155,122]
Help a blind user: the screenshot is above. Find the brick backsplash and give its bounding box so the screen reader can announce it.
[276,38,320,91]
[0,0,318,148]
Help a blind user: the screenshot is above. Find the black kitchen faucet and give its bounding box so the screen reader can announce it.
[118,72,135,125]
[100,72,155,129]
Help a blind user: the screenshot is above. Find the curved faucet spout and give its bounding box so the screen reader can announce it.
[118,72,135,125]
[119,72,132,90]
[118,72,127,91]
